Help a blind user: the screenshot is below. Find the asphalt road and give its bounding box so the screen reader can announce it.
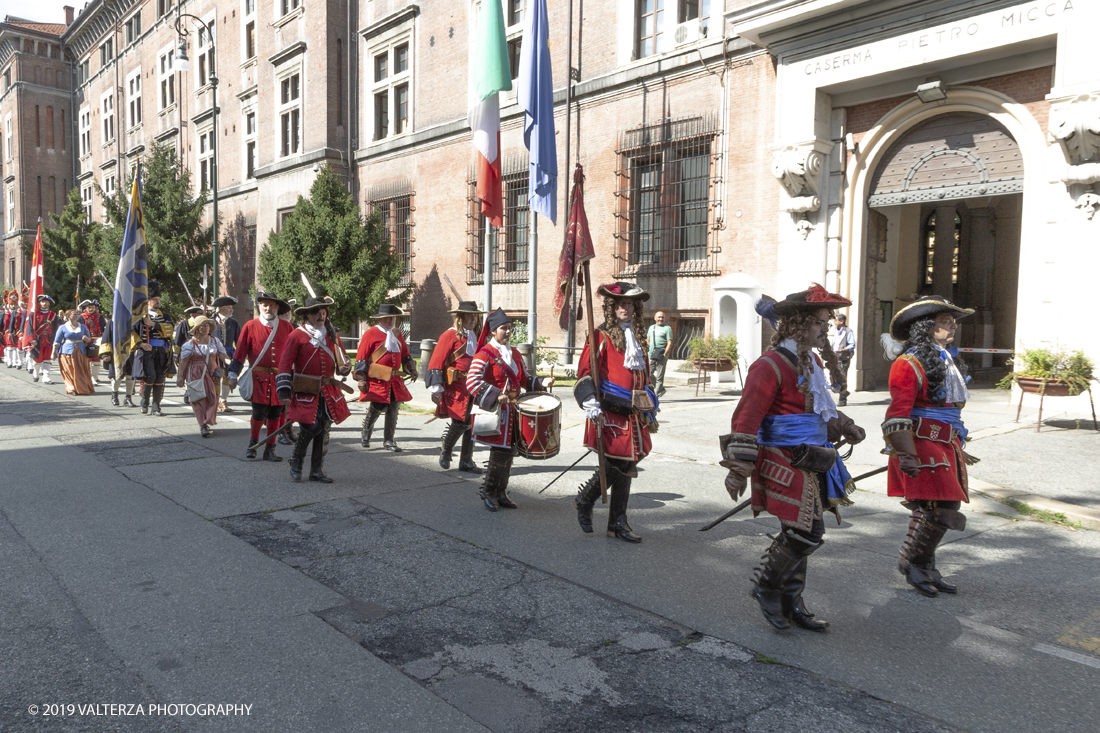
[2,366,1097,732]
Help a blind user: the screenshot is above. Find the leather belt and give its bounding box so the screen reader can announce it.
[252,366,276,374]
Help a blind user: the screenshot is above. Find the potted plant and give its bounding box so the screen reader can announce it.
[688,334,739,373]
[996,346,1095,396]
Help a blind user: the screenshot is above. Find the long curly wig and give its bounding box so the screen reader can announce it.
[598,296,648,353]
[770,309,842,398]
[903,316,968,403]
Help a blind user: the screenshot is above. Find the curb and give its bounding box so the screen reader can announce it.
[970,480,1100,530]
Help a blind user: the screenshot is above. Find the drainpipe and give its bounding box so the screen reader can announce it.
[347,0,357,201]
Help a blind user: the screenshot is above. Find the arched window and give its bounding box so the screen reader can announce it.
[920,210,960,293]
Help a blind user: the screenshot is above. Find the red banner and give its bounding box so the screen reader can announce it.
[22,223,43,347]
[553,165,595,331]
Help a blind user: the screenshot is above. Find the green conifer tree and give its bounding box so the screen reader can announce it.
[33,186,100,308]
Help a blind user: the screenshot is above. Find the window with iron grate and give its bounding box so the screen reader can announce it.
[614,115,720,276]
[466,164,530,284]
[370,187,415,288]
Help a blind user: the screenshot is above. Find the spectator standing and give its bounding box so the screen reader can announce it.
[830,314,856,406]
[646,311,674,398]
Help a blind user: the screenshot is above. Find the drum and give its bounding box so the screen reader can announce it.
[514,393,562,460]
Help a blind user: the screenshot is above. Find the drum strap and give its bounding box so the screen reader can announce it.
[479,348,521,389]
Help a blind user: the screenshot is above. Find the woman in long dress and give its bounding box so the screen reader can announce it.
[176,316,228,437]
[53,309,95,395]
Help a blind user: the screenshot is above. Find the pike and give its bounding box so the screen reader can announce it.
[177,273,197,307]
[442,273,464,304]
[200,265,209,310]
[538,450,593,494]
[300,272,317,299]
[299,272,354,390]
[98,270,117,295]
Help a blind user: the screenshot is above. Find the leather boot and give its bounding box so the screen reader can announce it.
[288,425,312,482]
[750,532,802,630]
[479,449,511,512]
[574,472,602,534]
[361,405,382,448]
[151,385,164,416]
[139,384,151,414]
[899,507,951,597]
[494,450,517,508]
[781,538,829,632]
[110,393,119,406]
[439,420,462,469]
[309,424,333,482]
[263,443,283,462]
[457,426,482,473]
[606,465,640,542]
[383,401,402,452]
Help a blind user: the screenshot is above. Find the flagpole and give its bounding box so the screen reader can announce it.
[484,216,494,312]
[562,0,575,365]
[527,215,537,360]
[582,259,609,503]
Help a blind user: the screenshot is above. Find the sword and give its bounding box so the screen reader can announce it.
[178,273,197,307]
[699,499,752,532]
[248,420,294,451]
[850,465,888,483]
[538,450,593,494]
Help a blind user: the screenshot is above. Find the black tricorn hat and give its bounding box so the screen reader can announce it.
[449,300,485,314]
[212,296,238,308]
[78,299,95,309]
[184,305,204,315]
[255,291,291,315]
[37,294,54,303]
[294,296,335,316]
[890,296,974,341]
[370,303,407,319]
[596,282,650,302]
[147,280,162,299]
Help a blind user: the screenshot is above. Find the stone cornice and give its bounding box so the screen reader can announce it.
[268,41,306,68]
[362,5,420,42]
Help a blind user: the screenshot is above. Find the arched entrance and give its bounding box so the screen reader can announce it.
[842,87,1047,390]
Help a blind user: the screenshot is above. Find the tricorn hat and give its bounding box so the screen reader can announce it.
[449,300,485,314]
[37,294,54,303]
[370,303,407,319]
[596,282,650,302]
[147,280,162,299]
[184,305,204,316]
[890,296,974,341]
[255,291,291,315]
[212,295,238,308]
[78,299,95,309]
[294,296,335,316]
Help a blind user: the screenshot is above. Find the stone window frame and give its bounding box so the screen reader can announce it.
[365,20,414,143]
[196,124,214,193]
[195,13,216,91]
[242,104,258,180]
[78,105,91,158]
[5,185,14,231]
[275,66,303,158]
[81,182,94,225]
[157,45,176,112]
[126,68,143,131]
[242,0,257,61]
[101,89,115,144]
[102,172,117,221]
[124,10,142,47]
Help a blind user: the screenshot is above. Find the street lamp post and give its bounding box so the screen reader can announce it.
[174,14,218,299]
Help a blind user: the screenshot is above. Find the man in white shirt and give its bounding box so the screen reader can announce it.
[830,314,856,406]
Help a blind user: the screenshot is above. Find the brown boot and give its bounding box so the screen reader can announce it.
[750,532,802,630]
[899,507,951,597]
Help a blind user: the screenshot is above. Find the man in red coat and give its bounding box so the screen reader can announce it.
[573,283,658,543]
[882,296,975,598]
[427,300,485,473]
[2,289,20,367]
[722,285,866,632]
[25,294,59,383]
[228,293,293,462]
[276,297,352,482]
[466,308,553,511]
[354,303,416,452]
[79,299,108,384]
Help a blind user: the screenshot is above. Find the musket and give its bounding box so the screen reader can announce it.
[442,273,463,303]
[98,270,117,295]
[538,450,593,494]
[178,273,198,307]
[699,499,752,532]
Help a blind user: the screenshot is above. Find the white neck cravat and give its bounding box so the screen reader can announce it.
[490,338,515,372]
[378,323,401,353]
[621,322,645,371]
[464,329,476,356]
[303,323,325,348]
[780,338,838,422]
[940,349,971,404]
[260,314,277,329]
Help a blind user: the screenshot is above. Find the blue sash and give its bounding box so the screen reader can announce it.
[911,406,967,442]
[601,380,660,422]
[758,413,853,507]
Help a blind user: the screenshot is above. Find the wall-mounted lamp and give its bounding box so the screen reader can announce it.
[916,80,947,103]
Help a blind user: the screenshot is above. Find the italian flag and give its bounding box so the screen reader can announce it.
[468,0,512,229]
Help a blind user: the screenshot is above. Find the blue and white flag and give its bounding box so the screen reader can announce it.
[517,0,557,223]
[111,164,148,373]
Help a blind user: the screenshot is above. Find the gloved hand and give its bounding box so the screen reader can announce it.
[356,380,369,393]
[842,423,866,445]
[582,397,602,420]
[897,454,920,478]
[431,392,442,405]
[725,470,748,500]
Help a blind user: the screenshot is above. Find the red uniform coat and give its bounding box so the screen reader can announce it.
[728,349,831,529]
[354,325,412,404]
[883,354,969,503]
[277,327,352,425]
[1,308,18,347]
[233,318,294,406]
[577,331,653,462]
[427,327,475,421]
[466,343,542,449]
[80,312,107,362]
[25,310,57,362]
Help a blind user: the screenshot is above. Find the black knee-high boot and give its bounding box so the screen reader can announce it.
[151,385,165,416]
[457,424,482,473]
[289,424,312,481]
[781,536,828,632]
[606,463,640,542]
[574,472,602,533]
[750,531,803,630]
[309,422,332,483]
[439,420,463,469]
[361,404,382,448]
[479,448,513,511]
[899,505,960,597]
[383,401,401,452]
[139,383,152,414]
[494,449,517,508]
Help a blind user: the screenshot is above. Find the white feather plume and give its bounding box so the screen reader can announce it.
[880,332,905,361]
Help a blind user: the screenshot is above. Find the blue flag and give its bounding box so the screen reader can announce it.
[517,0,557,224]
[111,164,149,373]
